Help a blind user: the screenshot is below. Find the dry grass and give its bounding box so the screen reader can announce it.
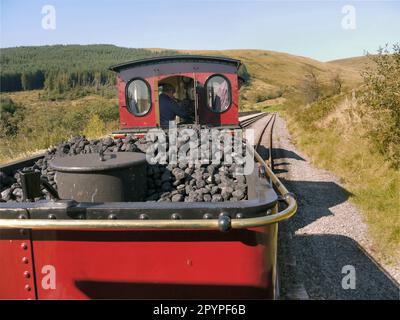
[183,49,364,91]
[328,55,376,72]
[179,49,366,114]
[0,90,119,164]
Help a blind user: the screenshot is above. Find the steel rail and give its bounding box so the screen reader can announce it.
[239,112,267,128]
[255,113,275,151]
[254,112,277,171]
[269,114,277,170]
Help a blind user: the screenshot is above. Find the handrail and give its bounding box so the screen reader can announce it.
[0,146,297,231]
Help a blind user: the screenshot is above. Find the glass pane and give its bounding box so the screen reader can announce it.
[126,79,151,115]
[206,76,231,112]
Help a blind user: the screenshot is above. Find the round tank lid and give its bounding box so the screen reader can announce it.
[50,152,147,173]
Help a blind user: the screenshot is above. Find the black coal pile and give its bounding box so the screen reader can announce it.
[146,162,246,203]
[1,133,248,203]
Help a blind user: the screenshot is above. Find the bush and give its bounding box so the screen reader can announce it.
[360,44,400,168]
[255,88,285,103]
[83,114,106,139]
[238,63,251,82]
[300,68,321,103]
[0,95,25,137]
[0,93,119,163]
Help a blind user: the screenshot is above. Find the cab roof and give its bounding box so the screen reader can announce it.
[109,55,242,72]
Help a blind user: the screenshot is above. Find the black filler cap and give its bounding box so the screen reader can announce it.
[50,152,147,173]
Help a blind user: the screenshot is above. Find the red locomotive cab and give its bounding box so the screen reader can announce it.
[109,55,241,134]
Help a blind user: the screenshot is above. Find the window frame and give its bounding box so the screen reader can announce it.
[125,78,152,117]
[204,74,232,114]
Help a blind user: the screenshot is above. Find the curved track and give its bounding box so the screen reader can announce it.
[240,112,277,171]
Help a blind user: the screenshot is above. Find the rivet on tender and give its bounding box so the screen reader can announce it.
[21,243,28,250]
[48,214,56,219]
[108,214,117,220]
[23,271,30,279]
[218,215,231,232]
[22,257,29,264]
[24,285,31,292]
[171,213,181,220]
[139,214,149,220]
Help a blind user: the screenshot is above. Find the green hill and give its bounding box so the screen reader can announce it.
[0,45,178,94]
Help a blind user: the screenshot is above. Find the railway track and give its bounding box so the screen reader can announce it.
[239,112,277,171]
[255,113,276,171]
[239,112,267,128]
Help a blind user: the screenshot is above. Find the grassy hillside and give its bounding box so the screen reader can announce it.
[328,55,376,72]
[180,49,364,111]
[281,46,400,262]
[188,49,360,85]
[283,94,399,262]
[0,90,119,162]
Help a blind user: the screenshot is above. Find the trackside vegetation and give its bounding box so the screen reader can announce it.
[0,91,119,162]
[283,44,400,261]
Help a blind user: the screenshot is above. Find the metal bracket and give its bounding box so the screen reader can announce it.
[20,171,42,201]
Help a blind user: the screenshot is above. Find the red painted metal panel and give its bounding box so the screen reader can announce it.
[117,71,239,130]
[197,73,239,126]
[0,230,37,299]
[118,76,156,129]
[31,226,277,299]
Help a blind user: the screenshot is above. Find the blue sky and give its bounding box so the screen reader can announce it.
[0,0,398,61]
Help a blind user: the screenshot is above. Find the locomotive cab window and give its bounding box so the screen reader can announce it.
[159,76,195,125]
[205,75,231,113]
[126,79,151,116]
